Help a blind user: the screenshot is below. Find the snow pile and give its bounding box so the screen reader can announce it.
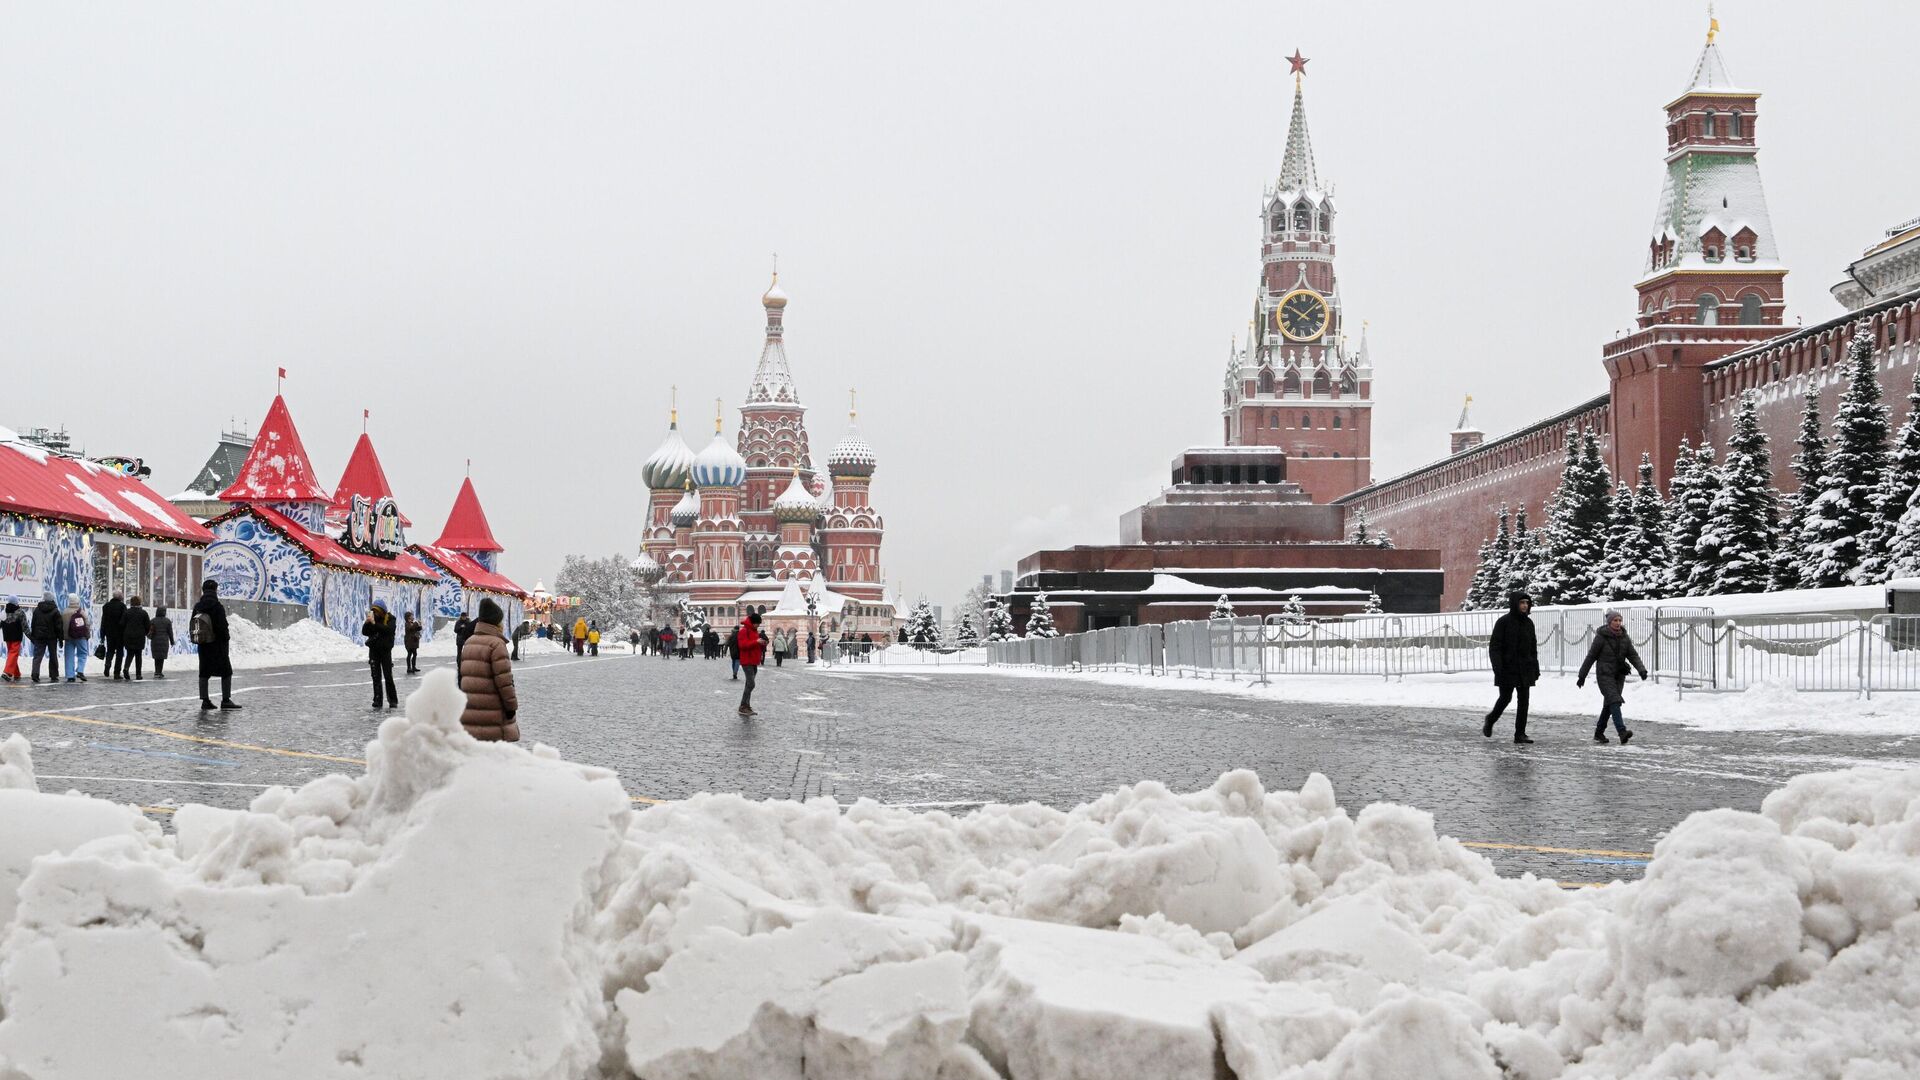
[225,613,459,670]
[3,698,1919,1077]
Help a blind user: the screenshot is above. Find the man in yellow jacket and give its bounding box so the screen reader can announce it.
[572,616,587,657]
[587,623,601,657]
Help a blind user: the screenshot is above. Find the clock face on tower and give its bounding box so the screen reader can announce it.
[1276,289,1329,342]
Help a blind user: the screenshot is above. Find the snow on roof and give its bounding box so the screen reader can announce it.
[410,543,527,598]
[218,396,331,504]
[1679,40,1750,98]
[329,433,413,527]
[432,477,503,554]
[0,438,213,544]
[215,504,438,582]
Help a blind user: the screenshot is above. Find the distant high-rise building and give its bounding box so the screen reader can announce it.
[999,570,1013,594]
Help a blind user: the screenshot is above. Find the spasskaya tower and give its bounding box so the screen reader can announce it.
[1222,50,1372,504]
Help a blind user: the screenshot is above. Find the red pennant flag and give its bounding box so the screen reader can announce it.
[278,367,287,380]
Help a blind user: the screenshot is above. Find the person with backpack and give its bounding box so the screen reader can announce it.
[736,611,766,717]
[1577,610,1649,745]
[28,593,60,682]
[148,606,173,679]
[193,579,239,710]
[458,598,519,742]
[727,622,741,680]
[402,612,422,674]
[363,600,399,708]
[63,597,91,683]
[657,624,675,659]
[120,596,151,681]
[1,598,23,682]
[1483,591,1539,744]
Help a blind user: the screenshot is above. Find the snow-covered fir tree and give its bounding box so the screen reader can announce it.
[1508,505,1542,597]
[1882,487,1920,579]
[955,616,979,648]
[1364,590,1383,614]
[1699,391,1779,595]
[954,581,993,638]
[905,599,942,646]
[1281,595,1307,624]
[983,598,1016,642]
[1628,453,1672,600]
[1209,594,1235,620]
[1666,439,1720,597]
[1347,507,1393,549]
[1779,390,1829,591]
[1801,330,1889,588]
[1023,592,1058,638]
[1597,481,1638,601]
[1466,505,1513,610]
[1536,427,1613,605]
[1857,365,1920,584]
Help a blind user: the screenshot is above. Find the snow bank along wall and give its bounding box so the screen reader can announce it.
[3,676,1917,1078]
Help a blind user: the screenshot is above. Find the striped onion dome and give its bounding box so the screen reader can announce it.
[640,422,695,491]
[691,431,747,489]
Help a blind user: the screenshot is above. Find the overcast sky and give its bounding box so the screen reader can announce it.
[2,2,1913,608]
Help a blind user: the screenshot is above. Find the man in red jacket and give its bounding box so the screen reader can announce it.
[736,612,766,717]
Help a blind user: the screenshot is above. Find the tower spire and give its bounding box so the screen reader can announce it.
[1279,50,1318,191]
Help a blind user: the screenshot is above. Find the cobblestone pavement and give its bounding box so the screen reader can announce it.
[4,651,1915,884]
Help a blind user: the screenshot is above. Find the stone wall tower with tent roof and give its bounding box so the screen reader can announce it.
[1222,50,1373,504]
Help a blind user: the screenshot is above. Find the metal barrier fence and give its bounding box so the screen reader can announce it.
[984,609,1920,698]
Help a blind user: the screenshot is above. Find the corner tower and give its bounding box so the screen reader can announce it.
[1223,50,1372,504]
[1603,15,1789,485]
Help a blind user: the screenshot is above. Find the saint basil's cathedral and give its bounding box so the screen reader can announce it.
[636,277,896,636]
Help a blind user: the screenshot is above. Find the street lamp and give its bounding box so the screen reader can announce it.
[805,592,820,665]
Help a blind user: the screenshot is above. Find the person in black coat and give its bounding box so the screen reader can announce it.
[1578,610,1650,745]
[120,597,152,680]
[453,612,475,663]
[1484,591,1540,744]
[101,592,127,680]
[363,600,399,708]
[29,594,61,681]
[193,579,239,710]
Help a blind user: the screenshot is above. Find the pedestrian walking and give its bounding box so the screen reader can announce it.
[772,627,787,667]
[1577,610,1649,745]
[1,598,23,682]
[101,591,126,680]
[512,619,530,661]
[1482,592,1539,743]
[363,601,399,708]
[727,623,741,680]
[28,593,60,682]
[647,626,660,655]
[120,596,151,681]
[459,598,519,742]
[629,628,641,655]
[193,579,240,710]
[402,612,422,674]
[63,597,90,683]
[454,612,476,661]
[657,625,675,658]
[736,611,765,716]
[149,606,172,679]
[572,616,587,656]
[806,629,816,664]
[588,622,600,657]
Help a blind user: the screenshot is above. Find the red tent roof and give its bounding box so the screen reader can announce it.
[210,504,438,583]
[411,543,528,598]
[0,440,213,544]
[218,395,331,504]
[328,433,412,527]
[433,477,503,553]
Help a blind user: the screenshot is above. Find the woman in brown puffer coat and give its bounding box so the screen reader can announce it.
[459,598,519,742]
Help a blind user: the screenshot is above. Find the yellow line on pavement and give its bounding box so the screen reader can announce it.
[0,706,367,766]
[1461,840,1652,859]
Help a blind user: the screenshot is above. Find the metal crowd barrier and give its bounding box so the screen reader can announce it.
[982,609,1920,699]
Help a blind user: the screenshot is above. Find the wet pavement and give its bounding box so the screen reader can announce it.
[4,649,1915,885]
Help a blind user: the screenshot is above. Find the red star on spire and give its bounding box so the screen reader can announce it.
[1287,49,1309,77]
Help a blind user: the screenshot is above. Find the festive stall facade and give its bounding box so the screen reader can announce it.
[0,428,214,653]
[409,477,526,631]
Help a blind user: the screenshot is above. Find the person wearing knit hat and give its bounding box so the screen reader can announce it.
[362,599,399,709]
[1577,610,1649,745]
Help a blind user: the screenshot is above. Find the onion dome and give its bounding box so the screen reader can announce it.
[669,486,699,527]
[772,470,820,523]
[762,272,788,310]
[827,425,876,477]
[691,430,747,488]
[640,420,695,491]
[632,550,665,584]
